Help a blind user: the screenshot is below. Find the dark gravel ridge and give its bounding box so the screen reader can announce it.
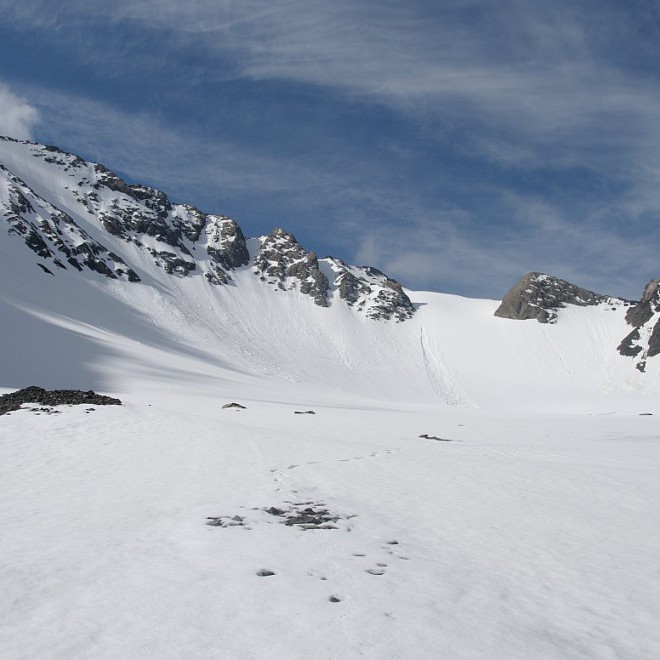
[0,386,122,415]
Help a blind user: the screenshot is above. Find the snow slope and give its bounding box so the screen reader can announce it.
[2,137,660,659]
[1,225,658,411]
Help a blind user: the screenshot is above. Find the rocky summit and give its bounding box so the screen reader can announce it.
[0,137,413,322]
[494,272,631,324]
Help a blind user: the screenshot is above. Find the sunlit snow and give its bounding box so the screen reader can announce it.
[1,139,659,660]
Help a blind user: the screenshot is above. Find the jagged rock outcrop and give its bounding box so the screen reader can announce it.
[204,216,250,284]
[250,232,416,320]
[617,278,660,371]
[253,228,330,306]
[494,272,627,323]
[0,137,414,322]
[329,260,415,321]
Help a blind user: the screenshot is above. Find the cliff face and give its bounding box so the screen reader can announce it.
[618,278,660,371]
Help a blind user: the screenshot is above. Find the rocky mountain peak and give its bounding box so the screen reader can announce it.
[253,228,330,307]
[329,259,415,321]
[494,272,622,323]
[204,216,249,285]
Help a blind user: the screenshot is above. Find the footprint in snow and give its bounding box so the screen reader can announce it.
[366,568,386,576]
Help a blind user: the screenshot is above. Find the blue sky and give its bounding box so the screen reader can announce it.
[1,0,659,299]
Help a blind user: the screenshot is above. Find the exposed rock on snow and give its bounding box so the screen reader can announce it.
[419,434,452,442]
[0,162,141,282]
[0,386,122,415]
[206,514,246,527]
[494,272,630,323]
[618,278,660,370]
[204,216,249,285]
[253,228,330,307]
[279,505,341,529]
[207,502,345,531]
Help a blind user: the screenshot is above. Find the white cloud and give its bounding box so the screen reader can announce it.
[0,83,39,139]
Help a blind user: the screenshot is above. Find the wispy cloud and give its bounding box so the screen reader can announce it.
[3,1,659,299]
[22,86,356,217]
[0,83,39,139]
[10,1,660,183]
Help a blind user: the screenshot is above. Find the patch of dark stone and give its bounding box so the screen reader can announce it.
[268,503,341,530]
[206,515,245,528]
[0,386,122,416]
[222,402,246,410]
[283,508,340,530]
[329,596,341,603]
[26,406,61,416]
[639,413,654,416]
[294,410,316,415]
[419,433,452,442]
[256,569,276,577]
[208,503,345,531]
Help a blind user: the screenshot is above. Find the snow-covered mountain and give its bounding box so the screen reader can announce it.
[2,137,660,660]
[1,135,659,410]
[0,137,413,321]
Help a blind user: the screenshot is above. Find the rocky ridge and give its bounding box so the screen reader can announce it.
[617,278,660,371]
[251,230,415,321]
[0,137,413,321]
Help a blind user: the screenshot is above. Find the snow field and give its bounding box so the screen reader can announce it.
[1,392,659,659]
